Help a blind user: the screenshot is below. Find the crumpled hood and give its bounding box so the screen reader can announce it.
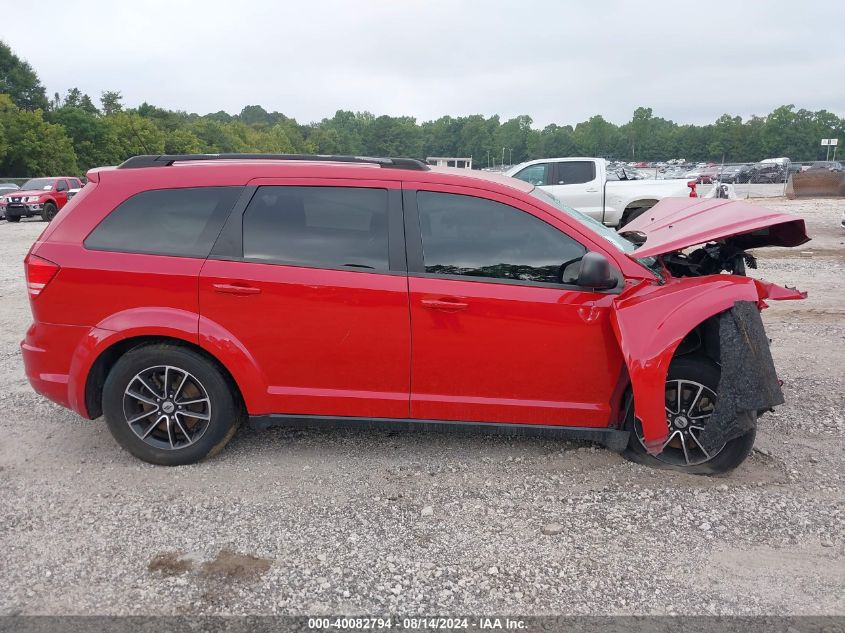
[620,197,810,258]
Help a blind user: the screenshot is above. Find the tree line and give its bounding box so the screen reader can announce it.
[1,40,843,177]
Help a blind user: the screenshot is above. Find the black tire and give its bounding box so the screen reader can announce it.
[6,214,20,223]
[41,202,57,222]
[102,344,242,465]
[623,355,756,475]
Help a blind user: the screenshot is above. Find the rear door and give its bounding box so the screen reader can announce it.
[545,161,603,219]
[198,179,411,418]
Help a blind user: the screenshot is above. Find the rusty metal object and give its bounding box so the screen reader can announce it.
[786,170,845,198]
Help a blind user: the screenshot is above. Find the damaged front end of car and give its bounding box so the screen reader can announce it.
[611,198,809,457]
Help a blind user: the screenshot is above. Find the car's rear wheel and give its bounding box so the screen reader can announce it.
[41,202,58,222]
[103,344,241,465]
[623,355,756,475]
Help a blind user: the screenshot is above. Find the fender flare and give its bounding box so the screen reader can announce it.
[68,308,267,417]
[610,276,778,453]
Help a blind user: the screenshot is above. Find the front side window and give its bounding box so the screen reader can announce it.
[242,186,389,271]
[417,191,586,285]
[555,161,596,185]
[56,180,68,192]
[85,187,241,257]
[512,163,550,186]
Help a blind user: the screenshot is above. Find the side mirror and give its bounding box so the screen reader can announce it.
[577,252,616,290]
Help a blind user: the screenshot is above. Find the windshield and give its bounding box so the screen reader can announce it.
[20,178,55,191]
[529,187,662,277]
[530,188,636,253]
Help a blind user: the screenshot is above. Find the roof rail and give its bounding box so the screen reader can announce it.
[117,154,430,171]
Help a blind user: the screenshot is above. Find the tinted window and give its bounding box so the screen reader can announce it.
[555,161,596,185]
[417,191,586,285]
[85,187,241,257]
[243,186,389,271]
[56,180,68,192]
[512,163,550,185]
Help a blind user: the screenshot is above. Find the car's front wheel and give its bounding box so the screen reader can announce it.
[41,202,58,222]
[624,355,756,475]
[102,344,242,465]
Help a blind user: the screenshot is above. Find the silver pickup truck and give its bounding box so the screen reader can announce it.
[506,157,696,227]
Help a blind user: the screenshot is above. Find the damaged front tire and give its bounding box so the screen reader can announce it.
[624,356,756,475]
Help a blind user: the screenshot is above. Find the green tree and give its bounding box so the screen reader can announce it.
[103,111,165,160]
[0,94,77,175]
[48,105,113,171]
[0,41,49,111]
[100,90,123,116]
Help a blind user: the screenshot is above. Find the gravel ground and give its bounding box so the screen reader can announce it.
[0,198,843,616]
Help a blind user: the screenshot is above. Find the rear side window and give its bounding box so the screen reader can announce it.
[555,161,596,185]
[85,187,241,258]
[242,186,389,271]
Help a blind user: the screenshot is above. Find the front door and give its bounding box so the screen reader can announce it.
[404,186,623,427]
[199,180,410,418]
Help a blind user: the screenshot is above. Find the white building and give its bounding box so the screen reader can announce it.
[426,157,473,169]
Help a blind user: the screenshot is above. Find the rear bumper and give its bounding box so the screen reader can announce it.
[21,321,91,415]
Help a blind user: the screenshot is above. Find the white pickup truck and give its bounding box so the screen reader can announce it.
[505,157,696,227]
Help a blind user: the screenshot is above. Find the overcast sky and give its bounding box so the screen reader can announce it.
[6,0,844,127]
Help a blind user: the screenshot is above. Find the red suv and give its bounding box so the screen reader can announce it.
[22,154,809,473]
[2,176,83,222]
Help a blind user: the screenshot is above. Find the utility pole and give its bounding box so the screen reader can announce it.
[487,150,490,168]
[509,148,513,166]
[501,147,505,167]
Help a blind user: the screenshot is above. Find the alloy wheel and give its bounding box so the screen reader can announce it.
[635,379,726,466]
[122,365,212,450]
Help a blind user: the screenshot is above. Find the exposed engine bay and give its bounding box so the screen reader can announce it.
[660,239,758,277]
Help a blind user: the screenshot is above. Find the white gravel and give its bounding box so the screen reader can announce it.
[0,199,842,616]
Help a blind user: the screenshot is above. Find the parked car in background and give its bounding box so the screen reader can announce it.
[2,177,83,222]
[0,183,19,219]
[716,165,747,184]
[684,167,719,184]
[21,153,808,473]
[747,162,786,184]
[506,157,696,227]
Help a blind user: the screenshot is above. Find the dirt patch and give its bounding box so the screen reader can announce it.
[706,545,845,614]
[201,549,272,579]
[148,551,194,575]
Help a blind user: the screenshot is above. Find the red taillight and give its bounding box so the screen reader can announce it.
[687,180,698,197]
[25,255,60,298]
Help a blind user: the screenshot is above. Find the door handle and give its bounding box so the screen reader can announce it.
[585,187,599,192]
[421,297,468,312]
[212,282,261,296]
